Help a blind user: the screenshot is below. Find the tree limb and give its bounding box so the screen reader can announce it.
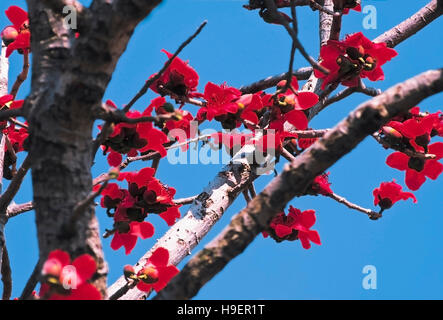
[154,69,443,300]
[374,0,443,48]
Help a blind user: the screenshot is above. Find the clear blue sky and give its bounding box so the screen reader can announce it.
[1,0,442,299]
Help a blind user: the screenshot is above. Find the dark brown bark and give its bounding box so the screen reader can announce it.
[24,0,162,296]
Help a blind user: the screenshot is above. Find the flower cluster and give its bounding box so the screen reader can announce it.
[100,168,181,254]
[101,99,169,167]
[263,206,321,250]
[0,94,27,180]
[315,32,397,89]
[382,107,443,191]
[150,49,199,98]
[373,180,416,210]
[40,250,101,300]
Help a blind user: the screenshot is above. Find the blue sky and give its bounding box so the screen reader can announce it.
[1,0,442,299]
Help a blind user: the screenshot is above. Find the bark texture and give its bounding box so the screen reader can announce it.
[25,0,162,296]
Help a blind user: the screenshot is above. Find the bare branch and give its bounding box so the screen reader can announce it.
[123,21,207,113]
[6,201,34,219]
[374,0,443,47]
[239,67,312,94]
[264,0,329,74]
[326,192,381,220]
[19,259,41,300]
[10,51,30,99]
[173,196,198,206]
[0,156,31,214]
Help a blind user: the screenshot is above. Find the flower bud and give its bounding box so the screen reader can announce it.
[123,265,136,280]
[382,126,403,140]
[138,265,159,284]
[1,26,18,46]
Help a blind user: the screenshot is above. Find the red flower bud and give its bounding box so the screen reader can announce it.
[123,265,136,280]
[1,26,18,45]
[139,265,159,284]
[382,126,403,140]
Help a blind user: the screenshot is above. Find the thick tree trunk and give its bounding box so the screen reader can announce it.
[25,0,162,296]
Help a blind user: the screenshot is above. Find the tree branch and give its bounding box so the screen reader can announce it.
[239,67,312,94]
[326,192,381,220]
[153,69,443,300]
[374,0,443,48]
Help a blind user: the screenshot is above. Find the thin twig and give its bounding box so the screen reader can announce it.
[327,192,382,220]
[10,51,30,99]
[19,259,41,300]
[173,196,197,206]
[0,155,31,213]
[239,67,312,94]
[264,0,329,75]
[123,21,207,113]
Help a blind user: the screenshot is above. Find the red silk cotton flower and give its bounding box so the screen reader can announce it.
[40,250,101,300]
[263,206,321,250]
[386,142,443,191]
[315,32,397,89]
[136,247,179,293]
[373,180,416,210]
[1,6,30,57]
[310,172,333,196]
[100,99,168,167]
[335,0,362,15]
[267,77,319,131]
[197,82,242,122]
[111,219,155,255]
[150,49,199,98]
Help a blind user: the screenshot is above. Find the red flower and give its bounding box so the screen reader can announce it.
[159,206,181,227]
[164,109,196,150]
[150,49,199,97]
[311,172,333,196]
[211,132,254,154]
[373,180,416,210]
[4,124,28,153]
[40,250,101,300]
[255,131,297,154]
[267,77,319,131]
[298,137,318,149]
[1,6,30,57]
[197,82,242,121]
[342,2,362,15]
[236,93,264,125]
[315,32,397,89]
[121,167,181,224]
[264,206,321,249]
[431,111,443,137]
[386,142,443,191]
[111,220,155,255]
[387,114,436,153]
[101,99,168,164]
[136,247,179,293]
[100,183,124,211]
